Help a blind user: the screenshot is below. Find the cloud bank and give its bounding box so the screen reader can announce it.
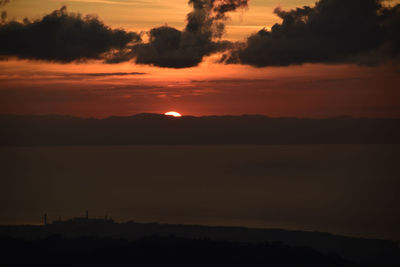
[0,0,399,67]
[0,6,140,62]
[225,0,400,66]
[128,0,248,68]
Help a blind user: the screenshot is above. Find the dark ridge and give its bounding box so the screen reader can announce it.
[0,219,399,266]
[0,235,360,267]
[0,114,399,145]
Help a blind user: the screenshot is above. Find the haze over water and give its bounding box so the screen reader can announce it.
[1,144,399,240]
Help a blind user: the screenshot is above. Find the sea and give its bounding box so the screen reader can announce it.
[1,145,399,240]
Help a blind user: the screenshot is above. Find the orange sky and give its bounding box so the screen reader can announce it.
[1,0,400,118]
[4,0,315,38]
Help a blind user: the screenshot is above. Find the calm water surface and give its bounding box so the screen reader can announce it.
[1,145,399,239]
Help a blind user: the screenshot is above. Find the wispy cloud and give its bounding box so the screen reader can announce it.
[0,71,147,82]
[71,72,146,77]
[191,79,275,84]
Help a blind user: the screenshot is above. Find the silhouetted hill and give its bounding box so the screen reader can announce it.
[1,219,399,266]
[1,114,399,145]
[1,235,360,267]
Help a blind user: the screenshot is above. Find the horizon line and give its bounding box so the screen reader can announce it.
[1,113,400,120]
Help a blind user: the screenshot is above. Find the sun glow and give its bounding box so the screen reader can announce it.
[164,111,182,117]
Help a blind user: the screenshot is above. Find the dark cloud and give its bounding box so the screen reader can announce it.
[131,0,248,68]
[132,27,233,68]
[1,11,6,23]
[1,0,398,68]
[0,6,141,63]
[224,0,400,67]
[0,0,11,7]
[0,1,245,67]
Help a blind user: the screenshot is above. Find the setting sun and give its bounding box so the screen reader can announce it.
[164,111,182,117]
[1,0,400,262]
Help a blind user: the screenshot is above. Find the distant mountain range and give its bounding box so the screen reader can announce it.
[1,114,399,145]
[1,218,399,266]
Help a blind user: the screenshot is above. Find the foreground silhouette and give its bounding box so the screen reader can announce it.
[1,218,399,266]
[1,235,361,267]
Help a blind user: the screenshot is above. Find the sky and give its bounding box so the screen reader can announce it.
[0,0,399,118]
